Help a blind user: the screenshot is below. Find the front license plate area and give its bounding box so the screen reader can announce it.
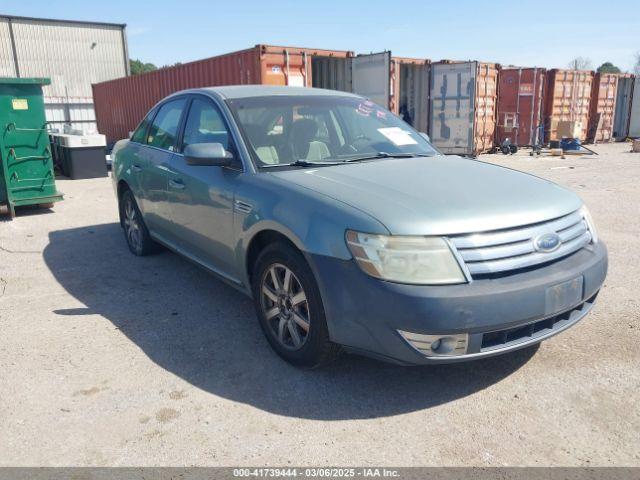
[545,276,584,315]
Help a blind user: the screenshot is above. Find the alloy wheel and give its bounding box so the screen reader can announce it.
[260,263,310,350]
[123,196,142,253]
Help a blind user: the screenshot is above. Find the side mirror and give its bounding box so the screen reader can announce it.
[419,132,431,143]
[184,143,233,166]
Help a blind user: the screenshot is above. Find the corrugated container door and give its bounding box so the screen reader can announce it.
[259,47,309,87]
[588,73,618,143]
[496,68,545,147]
[545,69,593,142]
[394,58,430,132]
[474,63,498,154]
[628,77,640,138]
[350,52,391,110]
[429,62,475,155]
[613,75,634,139]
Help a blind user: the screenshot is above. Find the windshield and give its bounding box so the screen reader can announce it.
[226,95,440,167]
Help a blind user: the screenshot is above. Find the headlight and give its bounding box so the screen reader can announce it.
[580,205,598,244]
[345,230,467,285]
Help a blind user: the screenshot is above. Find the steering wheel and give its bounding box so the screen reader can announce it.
[346,134,372,152]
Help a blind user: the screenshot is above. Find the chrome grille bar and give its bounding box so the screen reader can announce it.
[451,210,583,249]
[449,210,593,276]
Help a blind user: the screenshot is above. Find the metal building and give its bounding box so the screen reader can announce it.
[0,14,129,133]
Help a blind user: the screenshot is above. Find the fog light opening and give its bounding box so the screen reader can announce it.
[398,330,469,357]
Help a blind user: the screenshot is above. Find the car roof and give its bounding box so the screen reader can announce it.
[196,85,358,100]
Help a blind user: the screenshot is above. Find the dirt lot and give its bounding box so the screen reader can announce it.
[0,142,638,466]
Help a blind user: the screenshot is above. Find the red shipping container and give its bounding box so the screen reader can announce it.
[544,69,593,142]
[588,72,618,143]
[93,45,354,144]
[496,67,546,146]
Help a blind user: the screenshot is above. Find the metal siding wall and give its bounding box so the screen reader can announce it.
[6,18,125,134]
[11,19,126,99]
[0,19,18,76]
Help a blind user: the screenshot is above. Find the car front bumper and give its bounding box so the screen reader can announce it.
[309,242,608,365]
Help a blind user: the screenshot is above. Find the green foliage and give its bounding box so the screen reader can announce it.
[130,59,158,75]
[597,62,621,74]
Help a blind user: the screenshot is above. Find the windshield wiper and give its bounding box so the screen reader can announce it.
[259,159,338,168]
[342,152,434,163]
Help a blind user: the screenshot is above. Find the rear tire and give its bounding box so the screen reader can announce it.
[120,189,159,256]
[251,242,340,368]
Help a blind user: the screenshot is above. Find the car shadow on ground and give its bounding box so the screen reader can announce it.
[44,223,537,420]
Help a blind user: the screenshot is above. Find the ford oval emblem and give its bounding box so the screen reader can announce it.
[534,232,561,252]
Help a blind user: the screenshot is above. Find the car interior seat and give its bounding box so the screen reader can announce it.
[290,118,330,161]
[244,124,279,164]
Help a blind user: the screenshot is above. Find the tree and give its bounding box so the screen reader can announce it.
[597,62,621,74]
[130,59,157,75]
[161,62,183,69]
[567,57,592,70]
[635,52,640,75]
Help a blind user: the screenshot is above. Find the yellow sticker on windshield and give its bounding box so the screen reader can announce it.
[12,98,28,110]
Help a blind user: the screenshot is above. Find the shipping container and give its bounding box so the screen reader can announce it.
[544,69,593,142]
[1,15,128,134]
[628,77,640,138]
[496,67,545,147]
[94,44,353,143]
[428,61,499,156]
[392,57,430,133]
[612,74,634,139]
[93,46,432,144]
[588,72,618,143]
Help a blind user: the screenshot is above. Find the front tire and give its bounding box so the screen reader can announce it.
[252,242,340,368]
[120,189,158,256]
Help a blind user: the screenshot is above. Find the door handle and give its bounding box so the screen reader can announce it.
[169,179,185,190]
[132,164,142,173]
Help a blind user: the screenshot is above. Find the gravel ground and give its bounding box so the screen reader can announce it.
[0,142,638,466]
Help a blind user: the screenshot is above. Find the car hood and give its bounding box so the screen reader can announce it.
[268,156,583,235]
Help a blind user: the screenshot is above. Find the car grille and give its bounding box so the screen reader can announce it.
[449,210,592,276]
[480,292,598,351]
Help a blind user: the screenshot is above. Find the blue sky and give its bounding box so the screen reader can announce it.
[5,0,639,71]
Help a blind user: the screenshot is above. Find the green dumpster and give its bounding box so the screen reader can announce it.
[0,77,63,218]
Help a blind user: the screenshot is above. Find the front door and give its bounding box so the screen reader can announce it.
[165,96,240,280]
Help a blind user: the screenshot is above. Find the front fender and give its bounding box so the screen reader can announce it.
[233,173,388,290]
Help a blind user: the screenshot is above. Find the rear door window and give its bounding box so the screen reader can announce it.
[146,98,187,151]
[131,109,155,144]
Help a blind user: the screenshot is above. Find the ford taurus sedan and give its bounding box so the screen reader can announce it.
[111,85,607,368]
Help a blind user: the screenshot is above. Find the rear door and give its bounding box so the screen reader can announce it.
[351,52,391,110]
[429,62,476,155]
[135,97,187,237]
